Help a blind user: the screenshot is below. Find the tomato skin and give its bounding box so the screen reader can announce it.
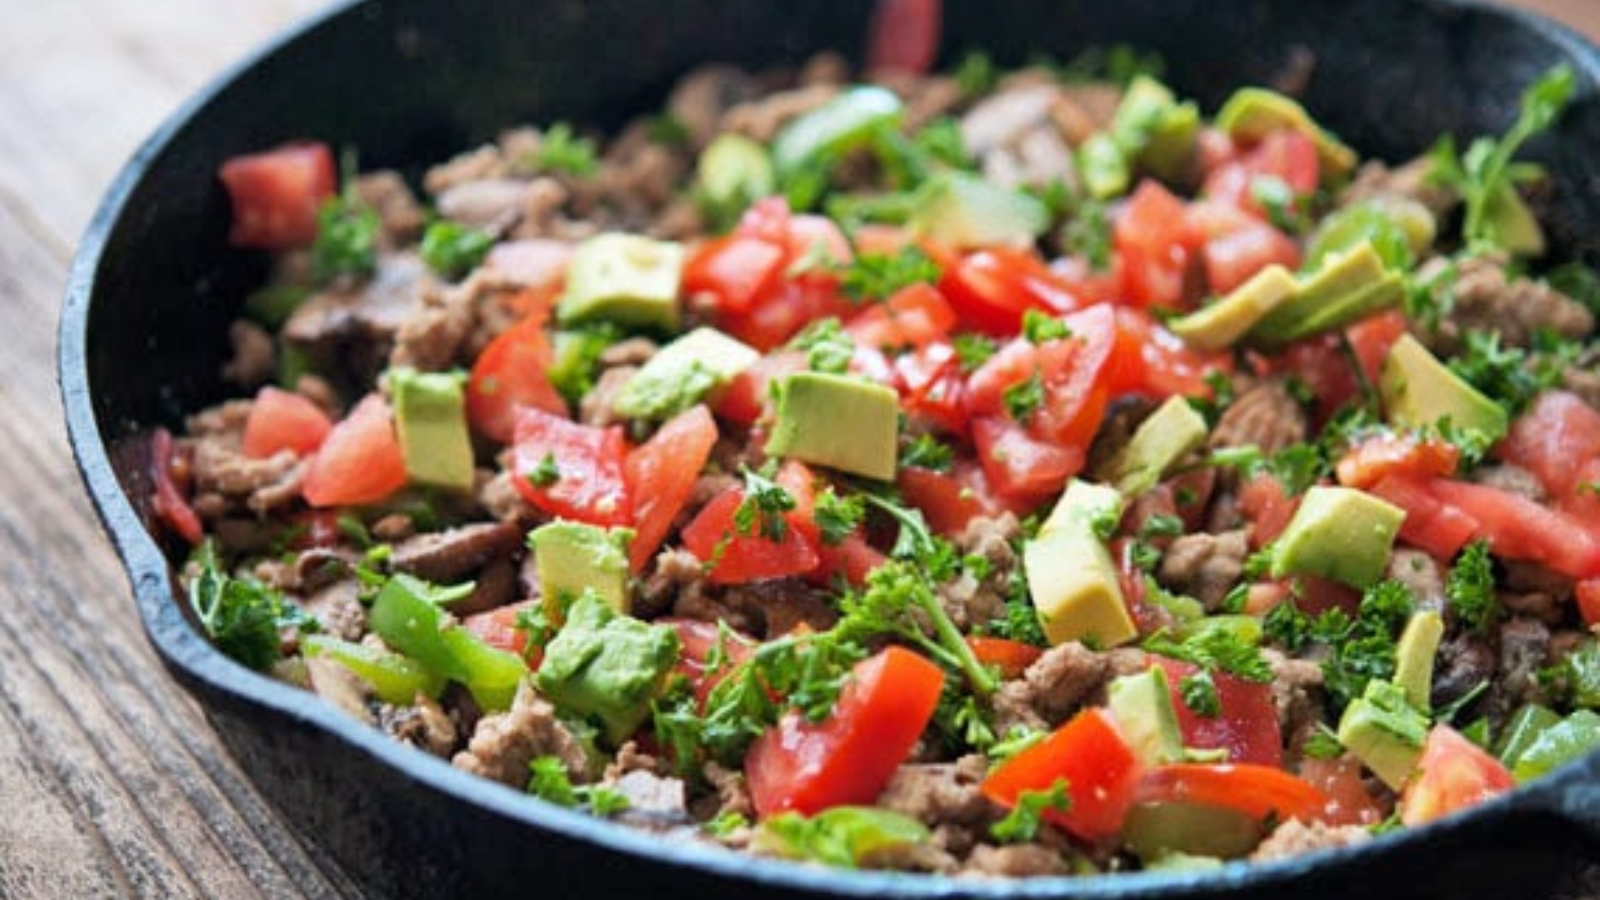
[680,489,820,585]
[1578,580,1600,628]
[241,387,333,459]
[866,0,942,74]
[747,647,944,817]
[1202,129,1319,217]
[624,405,720,572]
[845,282,957,349]
[982,708,1143,841]
[663,617,756,708]
[1399,724,1515,827]
[1237,476,1301,548]
[463,599,541,667]
[966,304,1120,451]
[1299,755,1385,827]
[1115,180,1196,310]
[466,310,567,443]
[894,343,968,435]
[1427,477,1600,579]
[1135,764,1331,825]
[967,636,1043,679]
[684,234,787,315]
[940,247,1084,335]
[510,407,632,527]
[1345,310,1408,388]
[1500,390,1600,499]
[971,416,1082,510]
[714,350,806,425]
[897,464,991,538]
[810,532,889,589]
[1156,659,1283,767]
[1364,474,1480,561]
[302,394,409,508]
[1112,306,1231,400]
[218,142,336,249]
[1335,434,1460,490]
[1201,221,1301,295]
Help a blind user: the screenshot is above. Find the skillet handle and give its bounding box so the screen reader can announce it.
[1515,750,1600,847]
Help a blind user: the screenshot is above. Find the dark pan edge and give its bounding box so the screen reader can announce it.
[57,0,1600,896]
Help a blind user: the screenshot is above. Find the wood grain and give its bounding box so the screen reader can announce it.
[1,1,1597,898]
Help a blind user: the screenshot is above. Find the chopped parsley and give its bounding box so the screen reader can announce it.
[901,433,954,472]
[527,756,630,816]
[1143,624,1273,718]
[734,465,797,542]
[952,50,1000,95]
[1021,309,1073,344]
[419,220,496,280]
[704,811,750,838]
[527,452,562,488]
[1446,540,1499,634]
[1314,580,1417,713]
[188,541,319,671]
[991,779,1072,843]
[1448,329,1564,418]
[954,333,998,373]
[311,194,380,283]
[534,122,600,177]
[838,246,942,302]
[1003,370,1046,423]
[788,317,855,374]
[814,487,867,546]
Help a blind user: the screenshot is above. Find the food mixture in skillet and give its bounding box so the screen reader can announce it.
[144,40,1600,875]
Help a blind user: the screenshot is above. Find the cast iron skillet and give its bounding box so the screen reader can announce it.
[59,0,1600,897]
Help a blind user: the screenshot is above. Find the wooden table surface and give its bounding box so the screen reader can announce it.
[5,1,1600,897]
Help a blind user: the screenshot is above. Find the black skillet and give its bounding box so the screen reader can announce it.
[59,0,1600,897]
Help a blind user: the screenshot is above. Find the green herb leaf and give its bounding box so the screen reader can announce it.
[535,122,600,177]
[787,317,855,374]
[188,541,319,671]
[1003,370,1045,424]
[734,465,797,542]
[1021,309,1073,345]
[311,195,380,283]
[1445,540,1499,634]
[754,807,931,869]
[990,779,1072,843]
[528,452,562,488]
[838,246,943,302]
[954,333,998,373]
[419,220,496,280]
[901,433,954,472]
[814,487,867,546]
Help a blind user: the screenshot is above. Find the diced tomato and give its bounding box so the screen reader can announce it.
[1156,659,1282,767]
[1335,434,1460,490]
[1345,310,1409,388]
[774,460,822,546]
[897,462,1004,538]
[940,247,1085,335]
[1135,763,1330,825]
[1202,129,1319,217]
[1295,574,1363,619]
[625,405,720,572]
[714,350,806,425]
[721,278,853,351]
[747,647,944,816]
[967,305,1121,450]
[463,600,541,667]
[1300,755,1385,827]
[1112,306,1231,399]
[1273,333,1358,420]
[146,428,203,545]
[785,214,854,271]
[1428,478,1600,579]
[1048,255,1122,305]
[1237,476,1301,548]
[663,617,756,707]
[982,708,1142,841]
[1500,391,1600,499]
[1399,724,1515,827]
[302,394,408,508]
[683,234,787,314]
[218,141,336,249]
[845,282,958,349]
[1201,221,1301,295]
[967,636,1043,679]
[811,532,889,588]
[510,407,632,527]
[1365,474,1480,561]
[680,488,820,584]
[241,386,333,459]
[971,416,1081,510]
[1577,580,1600,628]
[1115,180,1196,310]
[865,0,942,74]
[466,310,567,443]
[1196,128,1240,173]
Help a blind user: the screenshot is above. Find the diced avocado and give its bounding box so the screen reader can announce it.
[906,171,1050,249]
[1110,75,1201,184]
[1270,486,1404,589]
[1393,610,1445,712]
[1248,241,1404,347]
[1483,183,1546,258]
[1337,679,1429,790]
[529,520,634,615]
[1025,480,1139,648]
[1107,667,1185,765]
[765,371,900,481]
[1510,709,1600,782]
[1078,133,1131,200]
[1380,333,1510,443]
[301,634,446,705]
[697,133,774,215]
[1168,265,1298,352]
[1306,197,1436,271]
[367,574,526,711]
[772,86,902,178]
[535,590,681,744]
[1215,86,1358,179]
[1094,395,1210,496]
[1495,703,1564,767]
[613,327,759,422]
[391,368,475,492]
[751,807,931,869]
[1122,801,1264,862]
[556,233,684,332]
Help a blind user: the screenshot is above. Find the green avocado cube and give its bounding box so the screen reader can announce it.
[1094,395,1210,497]
[1107,667,1185,765]
[1270,486,1404,589]
[906,171,1050,249]
[535,591,681,745]
[1215,86,1357,179]
[765,371,900,481]
[1337,680,1429,790]
[613,327,760,421]
[1025,480,1139,648]
[1248,241,1404,347]
[529,520,633,615]
[1168,264,1298,352]
[1393,610,1445,712]
[391,367,475,492]
[1381,333,1510,444]
[557,233,684,331]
